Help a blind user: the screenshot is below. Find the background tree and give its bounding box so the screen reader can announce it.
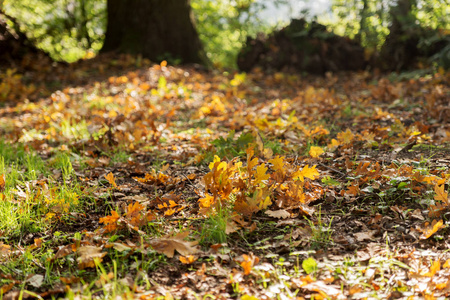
[101,0,207,65]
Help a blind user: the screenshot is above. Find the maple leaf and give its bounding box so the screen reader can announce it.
[254,163,269,185]
[337,128,355,144]
[105,172,117,188]
[99,210,120,233]
[309,146,324,158]
[434,184,449,205]
[77,246,106,269]
[149,232,198,258]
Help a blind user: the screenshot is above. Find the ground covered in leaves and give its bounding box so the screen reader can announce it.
[1,55,450,299]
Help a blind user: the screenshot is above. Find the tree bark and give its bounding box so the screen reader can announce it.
[101,0,207,65]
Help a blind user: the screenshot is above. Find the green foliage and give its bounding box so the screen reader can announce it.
[211,130,254,159]
[321,0,450,52]
[191,0,277,68]
[3,0,105,62]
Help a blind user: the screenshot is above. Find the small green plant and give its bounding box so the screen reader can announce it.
[305,207,334,250]
[210,130,254,160]
[200,205,230,245]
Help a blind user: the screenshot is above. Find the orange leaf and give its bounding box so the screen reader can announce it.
[240,253,259,275]
[423,260,440,277]
[105,172,117,188]
[419,219,444,239]
[434,184,449,204]
[179,255,197,264]
[0,174,5,192]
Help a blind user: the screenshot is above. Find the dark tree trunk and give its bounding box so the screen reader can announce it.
[101,0,207,65]
[379,0,419,70]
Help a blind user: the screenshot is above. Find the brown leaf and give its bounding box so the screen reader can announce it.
[149,232,198,258]
[77,246,106,269]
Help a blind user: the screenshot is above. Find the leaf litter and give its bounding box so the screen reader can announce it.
[0,55,449,299]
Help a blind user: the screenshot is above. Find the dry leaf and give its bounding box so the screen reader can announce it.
[77,246,106,269]
[0,174,5,192]
[105,172,117,188]
[265,209,290,219]
[419,219,444,239]
[149,232,198,258]
[239,253,259,275]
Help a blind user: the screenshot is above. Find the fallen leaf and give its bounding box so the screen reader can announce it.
[0,174,5,192]
[77,246,106,269]
[27,274,44,288]
[309,146,324,158]
[419,219,444,239]
[239,253,259,275]
[265,209,290,219]
[179,255,197,264]
[105,172,117,188]
[149,232,198,258]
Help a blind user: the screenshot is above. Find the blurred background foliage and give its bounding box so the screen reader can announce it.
[2,0,449,68]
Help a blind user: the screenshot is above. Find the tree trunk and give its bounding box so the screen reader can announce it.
[101,0,207,65]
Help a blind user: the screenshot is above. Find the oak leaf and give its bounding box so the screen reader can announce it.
[293,165,319,182]
[254,164,269,185]
[105,172,117,188]
[419,219,444,239]
[434,184,449,205]
[265,209,290,219]
[239,253,259,275]
[149,232,198,258]
[77,246,106,269]
[309,146,324,158]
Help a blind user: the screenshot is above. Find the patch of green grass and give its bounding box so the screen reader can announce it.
[200,205,231,245]
[305,207,333,250]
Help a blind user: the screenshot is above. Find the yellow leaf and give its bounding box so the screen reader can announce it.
[434,184,449,204]
[420,219,444,239]
[309,146,324,158]
[269,156,284,173]
[105,172,117,188]
[254,164,269,185]
[293,165,320,181]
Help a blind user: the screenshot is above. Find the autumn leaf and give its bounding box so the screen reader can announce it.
[239,253,259,275]
[434,184,449,204]
[419,219,444,239]
[265,209,290,219]
[179,255,197,264]
[105,172,117,188]
[149,232,198,258]
[77,246,106,269]
[423,260,440,277]
[254,163,269,185]
[309,146,324,158]
[0,174,5,192]
[293,165,320,181]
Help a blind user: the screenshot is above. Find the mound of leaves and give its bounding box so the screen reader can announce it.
[237,18,367,74]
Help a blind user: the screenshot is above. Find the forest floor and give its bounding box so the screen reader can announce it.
[0,54,450,300]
